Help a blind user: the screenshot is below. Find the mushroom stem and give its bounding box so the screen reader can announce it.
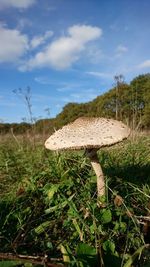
[86,149,105,197]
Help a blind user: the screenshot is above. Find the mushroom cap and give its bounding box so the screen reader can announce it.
[45,117,131,151]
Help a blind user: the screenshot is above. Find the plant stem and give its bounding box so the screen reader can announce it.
[0,253,63,267]
[86,149,105,197]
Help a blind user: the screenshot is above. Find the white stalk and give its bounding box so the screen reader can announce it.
[86,149,105,197]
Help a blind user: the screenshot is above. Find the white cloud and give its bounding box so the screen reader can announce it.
[34,76,53,85]
[0,0,36,9]
[116,45,128,53]
[70,90,97,102]
[57,84,78,92]
[30,31,53,48]
[84,44,103,64]
[21,24,102,71]
[0,25,29,63]
[86,71,113,79]
[138,60,150,69]
[62,88,98,103]
[68,25,102,43]
[34,76,67,87]
[17,18,33,30]
[34,77,78,92]
[115,45,128,57]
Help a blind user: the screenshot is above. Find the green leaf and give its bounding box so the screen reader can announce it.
[76,243,96,256]
[100,209,112,224]
[90,224,96,234]
[72,219,83,241]
[47,184,59,200]
[123,245,149,267]
[34,220,50,235]
[24,263,33,267]
[0,261,21,267]
[103,240,116,254]
[60,244,71,263]
[45,194,75,214]
[43,184,59,201]
[120,222,127,232]
[46,241,53,249]
[76,243,97,267]
[113,221,127,233]
[67,203,78,218]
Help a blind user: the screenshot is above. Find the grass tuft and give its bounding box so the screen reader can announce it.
[0,134,150,266]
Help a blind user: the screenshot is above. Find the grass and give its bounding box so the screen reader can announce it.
[0,133,150,266]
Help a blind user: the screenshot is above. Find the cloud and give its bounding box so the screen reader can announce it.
[68,25,102,43]
[17,18,33,30]
[84,44,103,64]
[21,24,102,71]
[62,88,98,103]
[0,0,36,9]
[116,45,128,53]
[0,24,29,63]
[30,31,53,49]
[86,71,113,79]
[0,25,53,64]
[34,76,53,85]
[70,91,97,102]
[138,60,150,69]
[34,76,78,92]
[115,45,128,57]
[57,85,78,92]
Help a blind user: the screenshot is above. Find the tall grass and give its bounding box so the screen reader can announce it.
[0,133,150,266]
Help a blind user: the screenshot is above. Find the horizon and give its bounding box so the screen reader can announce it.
[0,0,150,123]
[1,71,149,125]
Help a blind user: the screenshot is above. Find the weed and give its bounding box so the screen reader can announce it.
[0,135,150,266]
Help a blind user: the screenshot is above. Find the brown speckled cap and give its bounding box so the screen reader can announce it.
[45,117,131,151]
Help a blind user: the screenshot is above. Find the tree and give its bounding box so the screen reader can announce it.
[114,74,125,120]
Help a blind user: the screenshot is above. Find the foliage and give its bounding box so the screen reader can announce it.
[1,73,150,135]
[0,135,150,266]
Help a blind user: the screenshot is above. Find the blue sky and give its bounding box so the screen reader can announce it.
[0,0,150,123]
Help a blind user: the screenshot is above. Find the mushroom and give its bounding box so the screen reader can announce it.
[45,117,130,200]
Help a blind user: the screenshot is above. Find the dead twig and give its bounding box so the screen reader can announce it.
[135,216,150,222]
[0,253,64,267]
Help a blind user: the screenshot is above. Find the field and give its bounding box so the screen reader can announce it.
[0,132,150,267]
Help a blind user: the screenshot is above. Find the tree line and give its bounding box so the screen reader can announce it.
[1,73,150,135]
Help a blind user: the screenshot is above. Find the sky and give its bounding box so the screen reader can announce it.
[0,0,150,123]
